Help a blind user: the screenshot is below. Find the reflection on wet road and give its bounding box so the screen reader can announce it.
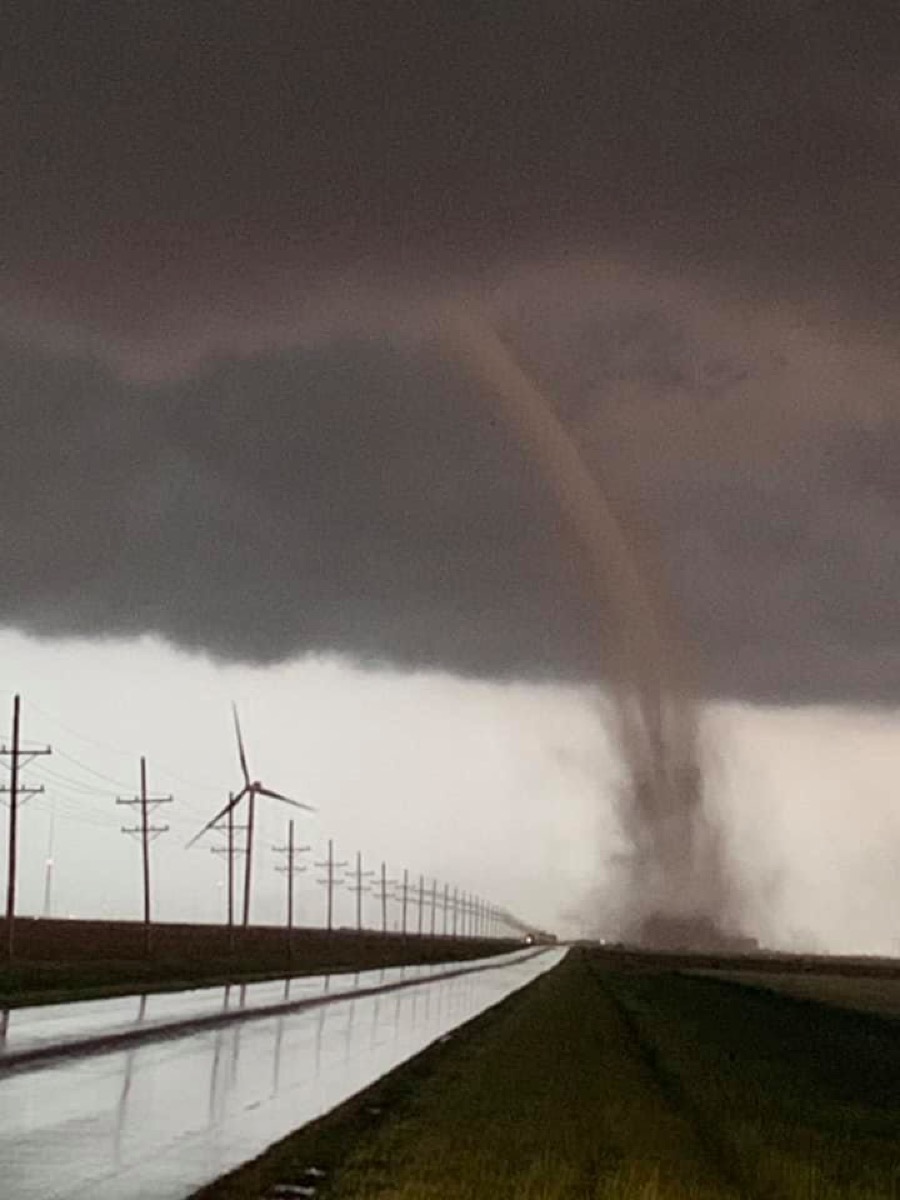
[0,951,537,1064]
[0,948,564,1199]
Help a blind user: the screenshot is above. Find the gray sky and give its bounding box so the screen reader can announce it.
[4,630,900,952]
[2,3,900,950]
[0,633,605,937]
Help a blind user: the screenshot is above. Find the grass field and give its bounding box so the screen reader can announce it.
[695,968,900,1020]
[196,948,900,1199]
[0,918,515,1006]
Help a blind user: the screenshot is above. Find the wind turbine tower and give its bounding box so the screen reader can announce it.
[188,704,315,925]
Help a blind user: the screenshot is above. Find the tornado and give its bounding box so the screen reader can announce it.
[440,310,737,948]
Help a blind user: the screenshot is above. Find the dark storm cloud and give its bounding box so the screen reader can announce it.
[2,328,898,705]
[2,4,899,706]
[3,1,900,343]
[0,334,594,674]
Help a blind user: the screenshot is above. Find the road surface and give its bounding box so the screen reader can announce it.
[0,947,564,1199]
[0,948,539,1066]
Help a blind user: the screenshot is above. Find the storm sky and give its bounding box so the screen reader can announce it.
[2,3,899,945]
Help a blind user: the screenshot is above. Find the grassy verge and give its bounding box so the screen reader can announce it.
[603,968,900,1198]
[194,950,900,1199]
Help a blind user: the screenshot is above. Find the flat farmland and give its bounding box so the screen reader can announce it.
[693,968,900,1020]
[0,917,518,1005]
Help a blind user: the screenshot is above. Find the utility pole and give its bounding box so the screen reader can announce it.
[210,798,248,951]
[116,757,172,957]
[314,839,347,933]
[416,873,425,936]
[442,882,450,935]
[451,885,459,938]
[273,819,309,960]
[399,867,409,936]
[429,877,439,936]
[374,861,395,935]
[345,851,374,932]
[0,696,51,961]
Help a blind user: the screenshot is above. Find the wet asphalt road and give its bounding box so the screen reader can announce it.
[0,947,564,1199]
[0,949,538,1064]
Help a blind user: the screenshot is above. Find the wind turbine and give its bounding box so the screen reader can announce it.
[188,704,314,926]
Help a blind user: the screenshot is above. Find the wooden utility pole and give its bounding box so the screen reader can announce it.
[210,798,248,952]
[451,885,459,937]
[314,839,347,932]
[375,861,392,934]
[399,867,409,936]
[442,882,450,935]
[273,820,309,960]
[117,757,172,956]
[416,873,425,936]
[345,851,374,932]
[0,696,51,961]
[429,877,438,936]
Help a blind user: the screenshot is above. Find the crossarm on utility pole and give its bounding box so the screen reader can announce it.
[0,695,52,962]
[117,756,172,956]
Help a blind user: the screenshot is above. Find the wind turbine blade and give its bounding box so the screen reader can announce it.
[232,703,251,787]
[186,788,247,848]
[257,785,316,813]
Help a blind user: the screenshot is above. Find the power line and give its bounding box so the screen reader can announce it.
[20,697,223,795]
[46,796,121,829]
[32,756,209,822]
[56,748,133,790]
[30,763,118,797]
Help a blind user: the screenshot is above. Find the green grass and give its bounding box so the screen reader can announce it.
[604,968,900,1198]
[695,968,900,1020]
[195,950,900,1199]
